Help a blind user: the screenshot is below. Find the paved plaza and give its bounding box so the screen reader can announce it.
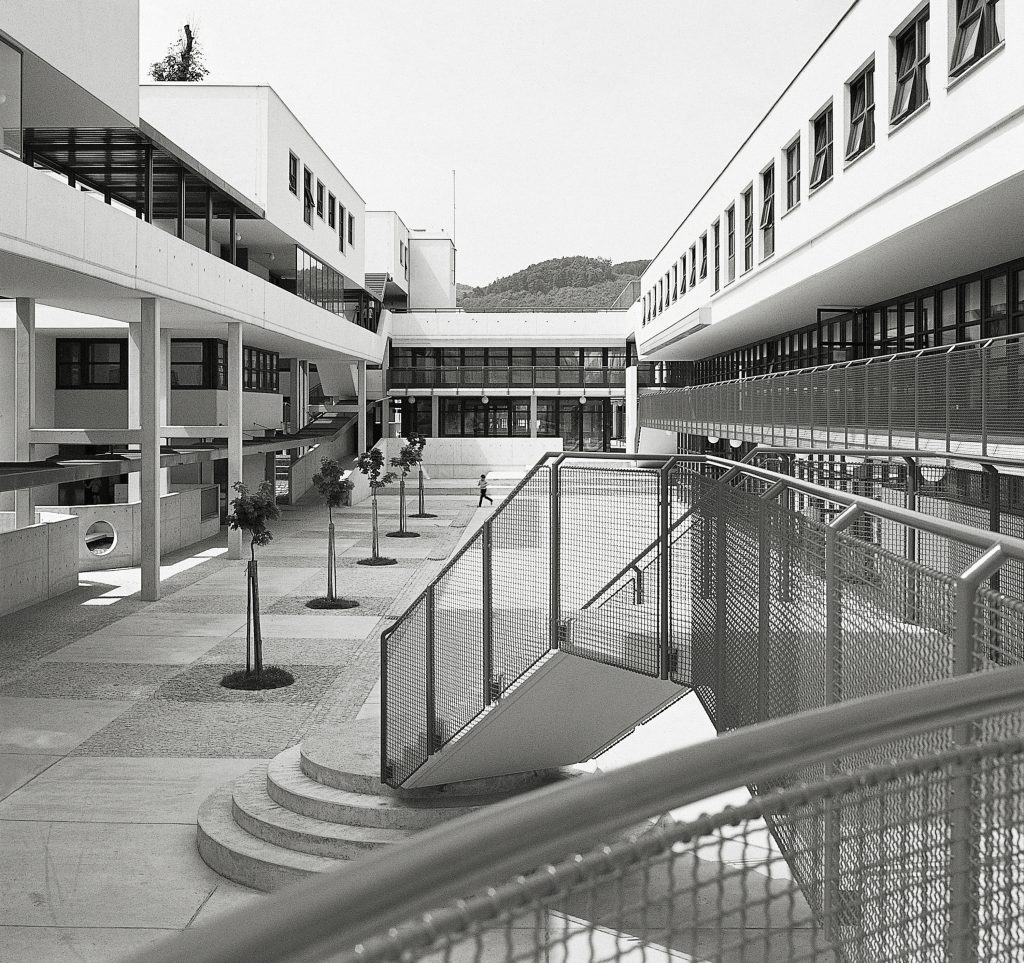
[0,493,486,962]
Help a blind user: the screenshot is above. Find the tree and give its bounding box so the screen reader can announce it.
[388,440,423,538]
[356,448,397,566]
[149,24,210,82]
[310,457,357,608]
[224,481,291,689]
[407,433,437,519]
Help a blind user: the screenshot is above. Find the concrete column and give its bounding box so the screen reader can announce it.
[127,322,142,501]
[140,298,162,600]
[227,322,243,560]
[288,358,300,434]
[431,393,440,439]
[14,298,36,527]
[298,361,309,430]
[160,328,172,495]
[357,361,368,453]
[625,366,639,455]
[529,394,538,440]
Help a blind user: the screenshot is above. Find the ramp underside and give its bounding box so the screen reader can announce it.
[403,652,684,789]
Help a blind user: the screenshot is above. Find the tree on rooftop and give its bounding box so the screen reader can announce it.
[149,24,210,82]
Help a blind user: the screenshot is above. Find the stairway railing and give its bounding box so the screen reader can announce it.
[129,666,1024,963]
[381,451,1024,788]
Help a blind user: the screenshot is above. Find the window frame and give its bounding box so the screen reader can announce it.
[55,338,129,390]
[288,152,298,196]
[891,9,930,125]
[712,221,721,292]
[316,180,325,220]
[303,167,314,226]
[785,138,801,209]
[725,205,736,284]
[950,0,1002,77]
[699,233,708,280]
[742,187,754,272]
[760,164,775,259]
[328,192,336,228]
[846,62,876,160]
[689,244,697,288]
[348,213,355,247]
[810,105,834,189]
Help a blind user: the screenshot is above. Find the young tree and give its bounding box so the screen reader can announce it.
[356,448,397,566]
[310,457,357,608]
[149,24,210,82]
[388,440,422,538]
[406,433,436,519]
[224,481,291,689]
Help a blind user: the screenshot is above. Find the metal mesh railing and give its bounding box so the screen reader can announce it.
[641,333,1024,457]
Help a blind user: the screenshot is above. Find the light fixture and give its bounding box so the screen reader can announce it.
[730,439,743,449]
[707,435,720,445]
[235,232,242,242]
[408,395,417,404]
[579,394,587,405]
[481,394,489,405]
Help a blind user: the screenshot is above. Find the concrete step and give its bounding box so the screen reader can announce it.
[197,780,337,893]
[300,717,579,798]
[231,767,411,859]
[266,747,484,829]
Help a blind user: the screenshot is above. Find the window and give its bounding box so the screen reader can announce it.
[760,165,775,259]
[699,234,708,280]
[316,180,325,219]
[892,10,929,123]
[726,205,736,283]
[56,339,127,389]
[951,0,1001,75]
[689,244,697,288]
[847,64,875,159]
[288,152,298,195]
[680,254,687,294]
[338,204,346,251]
[303,167,314,225]
[0,38,23,159]
[243,347,280,393]
[712,221,721,291]
[810,107,833,188]
[658,278,664,314]
[743,188,754,271]
[170,339,228,389]
[785,140,801,209]
[672,263,678,302]
[348,212,355,247]
[328,193,336,228]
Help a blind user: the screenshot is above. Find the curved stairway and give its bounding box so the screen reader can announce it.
[198,717,575,892]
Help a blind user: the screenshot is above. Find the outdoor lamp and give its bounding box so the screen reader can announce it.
[481,394,489,405]
[707,435,720,445]
[579,395,587,405]
[730,439,743,449]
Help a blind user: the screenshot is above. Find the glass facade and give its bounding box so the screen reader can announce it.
[295,247,380,331]
[0,37,22,159]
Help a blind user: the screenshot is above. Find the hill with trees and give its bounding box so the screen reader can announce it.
[457,256,647,310]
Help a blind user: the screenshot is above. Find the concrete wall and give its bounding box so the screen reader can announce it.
[289,417,358,503]
[0,511,80,617]
[365,211,410,293]
[1,0,139,125]
[390,309,631,346]
[382,437,558,479]
[637,0,1024,360]
[408,236,456,310]
[36,487,220,572]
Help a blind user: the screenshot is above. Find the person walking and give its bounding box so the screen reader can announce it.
[476,473,494,507]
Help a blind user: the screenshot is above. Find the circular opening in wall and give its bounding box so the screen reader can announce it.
[85,520,116,556]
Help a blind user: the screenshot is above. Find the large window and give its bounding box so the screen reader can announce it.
[439,398,531,437]
[242,347,280,393]
[810,107,833,188]
[288,152,298,196]
[726,205,736,283]
[56,340,127,389]
[847,64,875,159]
[743,187,754,272]
[170,339,228,389]
[760,165,775,259]
[785,138,801,209]
[951,0,1002,75]
[892,10,929,124]
[303,167,314,225]
[0,38,22,159]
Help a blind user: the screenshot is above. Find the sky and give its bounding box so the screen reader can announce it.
[139,1,852,287]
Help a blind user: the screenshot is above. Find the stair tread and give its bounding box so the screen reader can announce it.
[233,767,411,847]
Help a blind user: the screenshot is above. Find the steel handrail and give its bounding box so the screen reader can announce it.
[743,445,1024,472]
[126,665,1024,963]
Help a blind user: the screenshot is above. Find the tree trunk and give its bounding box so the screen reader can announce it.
[251,558,263,678]
[245,560,253,674]
[399,476,407,533]
[418,464,426,515]
[371,491,379,560]
[327,521,336,601]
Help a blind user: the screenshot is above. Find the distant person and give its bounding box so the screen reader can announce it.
[476,473,493,507]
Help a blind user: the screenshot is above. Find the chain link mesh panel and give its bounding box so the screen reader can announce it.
[382,597,428,785]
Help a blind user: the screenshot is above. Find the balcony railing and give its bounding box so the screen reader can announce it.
[640,332,1024,456]
[388,366,627,390]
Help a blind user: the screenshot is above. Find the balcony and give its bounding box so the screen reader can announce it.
[388,366,626,391]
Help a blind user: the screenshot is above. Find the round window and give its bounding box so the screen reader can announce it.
[84,520,116,556]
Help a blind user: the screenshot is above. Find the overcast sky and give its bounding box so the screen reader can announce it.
[140,1,852,287]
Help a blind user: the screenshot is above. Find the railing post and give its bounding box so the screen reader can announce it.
[549,460,561,651]
[714,500,728,723]
[380,629,390,784]
[755,482,787,723]
[659,463,671,680]
[887,361,893,448]
[949,545,1004,963]
[424,585,437,755]
[980,347,988,456]
[945,351,952,453]
[914,354,920,449]
[904,456,919,624]
[482,521,494,705]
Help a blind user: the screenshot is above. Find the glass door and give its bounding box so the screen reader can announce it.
[558,401,581,451]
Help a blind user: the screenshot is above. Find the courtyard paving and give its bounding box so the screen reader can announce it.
[0,492,487,962]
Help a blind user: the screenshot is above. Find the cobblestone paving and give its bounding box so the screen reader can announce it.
[0,493,489,961]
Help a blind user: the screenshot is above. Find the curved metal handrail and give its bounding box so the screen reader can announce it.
[128,665,1024,963]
